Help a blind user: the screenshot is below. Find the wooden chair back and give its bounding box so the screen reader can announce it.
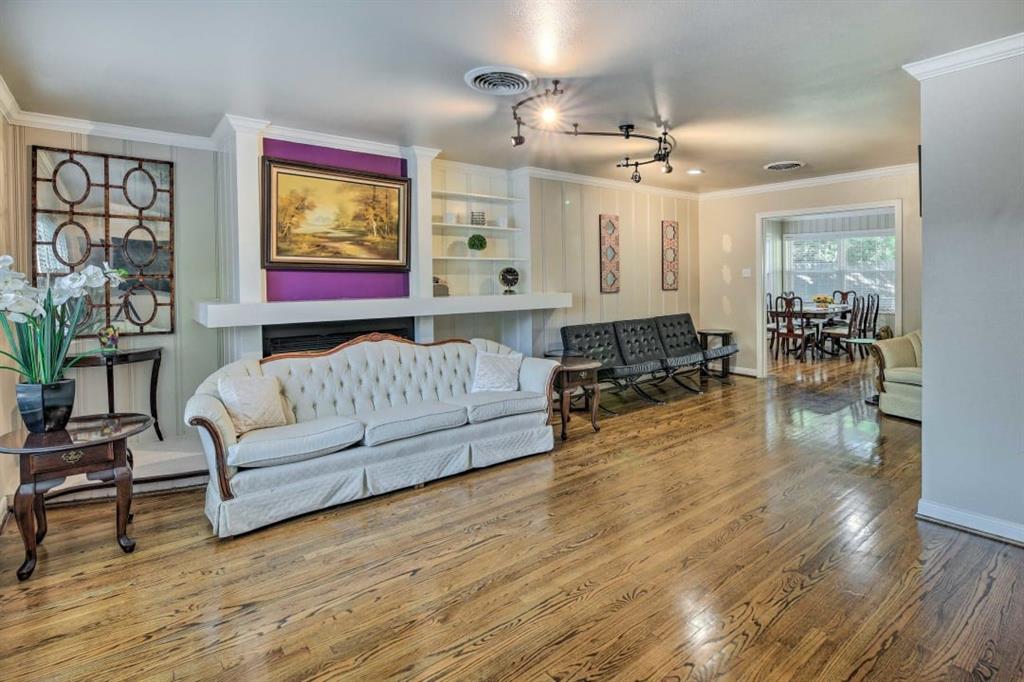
[774,295,805,336]
[862,293,880,338]
[832,290,856,304]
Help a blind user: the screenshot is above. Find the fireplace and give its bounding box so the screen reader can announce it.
[261,317,415,357]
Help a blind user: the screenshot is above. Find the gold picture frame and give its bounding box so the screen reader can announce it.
[261,157,410,271]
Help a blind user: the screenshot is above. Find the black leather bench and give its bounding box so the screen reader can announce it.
[560,313,739,404]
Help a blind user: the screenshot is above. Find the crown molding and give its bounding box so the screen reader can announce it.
[211,114,271,151]
[511,166,699,200]
[263,124,404,158]
[400,145,442,161]
[903,32,1024,81]
[699,164,918,201]
[0,74,19,123]
[1,72,218,150]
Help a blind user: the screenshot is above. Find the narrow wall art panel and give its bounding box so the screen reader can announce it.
[599,213,620,294]
[661,220,679,291]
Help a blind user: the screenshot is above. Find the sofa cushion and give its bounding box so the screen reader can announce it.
[885,367,922,386]
[227,416,364,468]
[448,390,547,423]
[360,400,468,446]
[217,375,290,436]
[472,350,523,392]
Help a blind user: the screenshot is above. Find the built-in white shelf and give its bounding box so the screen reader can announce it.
[432,190,523,202]
[432,256,529,262]
[432,222,521,232]
[195,293,572,329]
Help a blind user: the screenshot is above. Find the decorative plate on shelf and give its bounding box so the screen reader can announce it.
[499,267,519,295]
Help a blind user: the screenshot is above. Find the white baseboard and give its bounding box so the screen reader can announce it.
[916,499,1024,546]
[731,366,757,377]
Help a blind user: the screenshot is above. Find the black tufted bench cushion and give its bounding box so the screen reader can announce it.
[561,322,624,371]
[654,314,707,368]
[612,318,668,376]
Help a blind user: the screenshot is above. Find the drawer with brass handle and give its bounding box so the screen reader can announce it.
[30,444,113,475]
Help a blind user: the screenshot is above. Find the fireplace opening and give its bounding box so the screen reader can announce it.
[261,317,415,357]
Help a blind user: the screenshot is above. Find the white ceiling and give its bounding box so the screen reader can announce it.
[1,0,1021,191]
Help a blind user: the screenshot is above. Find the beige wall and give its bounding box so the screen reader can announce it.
[0,116,26,497]
[528,176,700,353]
[698,171,921,370]
[0,126,221,498]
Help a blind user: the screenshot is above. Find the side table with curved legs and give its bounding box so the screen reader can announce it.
[0,413,152,580]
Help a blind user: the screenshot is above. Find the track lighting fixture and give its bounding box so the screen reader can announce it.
[509,80,676,184]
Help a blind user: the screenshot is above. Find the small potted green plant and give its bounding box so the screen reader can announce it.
[0,256,125,432]
[467,234,487,257]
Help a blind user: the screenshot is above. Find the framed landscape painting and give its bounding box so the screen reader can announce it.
[262,157,410,271]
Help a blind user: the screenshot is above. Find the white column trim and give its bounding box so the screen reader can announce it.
[401,145,441,342]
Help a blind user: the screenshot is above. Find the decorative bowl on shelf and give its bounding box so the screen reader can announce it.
[499,267,519,295]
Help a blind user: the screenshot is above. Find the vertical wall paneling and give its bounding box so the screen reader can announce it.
[528,174,697,352]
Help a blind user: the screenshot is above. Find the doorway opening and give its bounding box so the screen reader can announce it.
[754,201,903,378]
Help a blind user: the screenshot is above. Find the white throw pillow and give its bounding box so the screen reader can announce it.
[472,350,522,392]
[218,375,290,435]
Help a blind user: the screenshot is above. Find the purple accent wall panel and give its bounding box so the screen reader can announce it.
[262,138,409,301]
[266,270,409,301]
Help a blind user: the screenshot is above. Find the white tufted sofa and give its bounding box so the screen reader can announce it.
[184,334,559,537]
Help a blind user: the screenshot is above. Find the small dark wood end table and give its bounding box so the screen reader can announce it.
[549,356,603,441]
[0,413,152,580]
[697,329,734,381]
[75,348,164,440]
[846,338,880,405]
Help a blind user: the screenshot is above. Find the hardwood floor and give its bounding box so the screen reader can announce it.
[1,358,1022,681]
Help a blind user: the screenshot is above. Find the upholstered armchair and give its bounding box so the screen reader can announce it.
[870,330,922,421]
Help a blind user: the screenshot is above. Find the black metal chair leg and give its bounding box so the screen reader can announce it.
[630,382,666,405]
[671,373,703,394]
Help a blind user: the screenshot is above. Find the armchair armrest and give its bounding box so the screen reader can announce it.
[520,357,561,419]
[870,336,915,394]
[184,393,238,501]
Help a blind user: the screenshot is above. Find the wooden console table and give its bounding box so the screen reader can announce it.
[75,347,164,440]
[0,413,151,580]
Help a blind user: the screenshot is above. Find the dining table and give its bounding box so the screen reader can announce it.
[800,304,851,356]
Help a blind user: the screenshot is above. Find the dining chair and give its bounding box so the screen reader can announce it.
[773,295,817,362]
[858,293,880,357]
[823,295,865,361]
[766,292,777,351]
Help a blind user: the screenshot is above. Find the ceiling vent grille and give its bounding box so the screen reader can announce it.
[763,161,806,171]
[464,66,536,95]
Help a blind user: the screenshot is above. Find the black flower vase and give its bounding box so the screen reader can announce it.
[16,379,76,433]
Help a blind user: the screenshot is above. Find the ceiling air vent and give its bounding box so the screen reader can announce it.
[464,66,536,95]
[763,160,806,171]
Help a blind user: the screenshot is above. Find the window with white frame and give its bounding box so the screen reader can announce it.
[783,230,896,312]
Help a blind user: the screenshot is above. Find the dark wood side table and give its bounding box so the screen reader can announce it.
[550,356,603,441]
[697,329,734,381]
[0,413,151,580]
[74,347,164,440]
[846,338,880,405]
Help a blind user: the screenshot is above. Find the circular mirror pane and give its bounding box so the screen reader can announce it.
[52,220,93,267]
[122,224,159,267]
[123,167,157,210]
[52,159,90,205]
[123,284,158,327]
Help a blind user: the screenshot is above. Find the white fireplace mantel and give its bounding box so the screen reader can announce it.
[195,292,572,329]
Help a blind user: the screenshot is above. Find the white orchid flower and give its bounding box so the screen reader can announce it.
[80,264,108,288]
